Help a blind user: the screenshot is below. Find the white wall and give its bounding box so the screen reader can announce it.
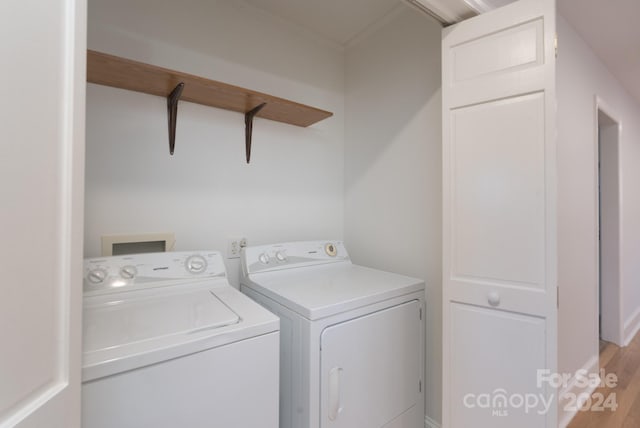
[557,13,640,425]
[85,0,345,285]
[344,6,443,425]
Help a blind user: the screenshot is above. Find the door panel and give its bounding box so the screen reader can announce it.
[450,303,547,428]
[452,92,545,290]
[442,0,557,426]
[320,301,422,428]
[0,0,85,427]
[451,18,543,84]
[446,2,552,110]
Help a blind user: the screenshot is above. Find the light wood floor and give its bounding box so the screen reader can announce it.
[568,331,640,427]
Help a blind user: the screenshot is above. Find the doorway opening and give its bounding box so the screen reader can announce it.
[596,98,622,347]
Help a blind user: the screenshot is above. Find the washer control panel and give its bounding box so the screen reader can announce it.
[243,240,350,275]
[83,251,226,294]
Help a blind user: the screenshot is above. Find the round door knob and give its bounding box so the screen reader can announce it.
[488,292,501,307]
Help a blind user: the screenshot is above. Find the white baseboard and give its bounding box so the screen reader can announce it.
[624,307,640,346]
[425,414,441,428]
[558,355,599,428]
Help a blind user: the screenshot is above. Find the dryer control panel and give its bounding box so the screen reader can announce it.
[83,251,226,295]
[242,240,350,275]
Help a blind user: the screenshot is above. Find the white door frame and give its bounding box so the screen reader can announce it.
[593,95,623,346]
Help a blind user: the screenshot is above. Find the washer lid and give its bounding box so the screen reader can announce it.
[83,287,240,354]
[82,283,279,383]
[243,264,424,320]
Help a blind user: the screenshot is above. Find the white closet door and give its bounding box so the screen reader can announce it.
[442,0,557,427]
[0,0,86,427]
[320,301,422,428]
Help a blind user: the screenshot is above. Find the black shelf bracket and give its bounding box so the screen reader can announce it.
[167,82,185,155]
[244,102,266,163]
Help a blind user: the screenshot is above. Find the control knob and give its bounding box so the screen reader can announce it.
[325,243,338,257]
[87,268,107,284]
[185,255,208,274]
[120,265,138,279]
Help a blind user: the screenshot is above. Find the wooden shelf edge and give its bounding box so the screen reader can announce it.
[86,50,333,127]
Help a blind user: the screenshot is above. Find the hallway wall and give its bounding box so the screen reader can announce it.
[557,13,640,426]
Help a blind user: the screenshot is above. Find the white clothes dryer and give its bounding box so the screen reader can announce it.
[82,251,280,428]
[240,241,425,428]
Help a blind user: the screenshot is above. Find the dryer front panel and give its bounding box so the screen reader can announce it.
[320,300,422,428]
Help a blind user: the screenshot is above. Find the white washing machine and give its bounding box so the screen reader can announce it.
[82,251,280,428]
[240,241,425,428]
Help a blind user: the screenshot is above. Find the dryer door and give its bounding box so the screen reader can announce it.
[320,300,422,428]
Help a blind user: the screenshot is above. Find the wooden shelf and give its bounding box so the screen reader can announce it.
[86,50,333,127]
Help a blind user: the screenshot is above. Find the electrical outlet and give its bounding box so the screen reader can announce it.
[226,237,247,259]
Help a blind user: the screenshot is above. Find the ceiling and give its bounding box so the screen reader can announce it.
[559,0,640,104]
[243,0,401,46]
[243,0,640,105]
